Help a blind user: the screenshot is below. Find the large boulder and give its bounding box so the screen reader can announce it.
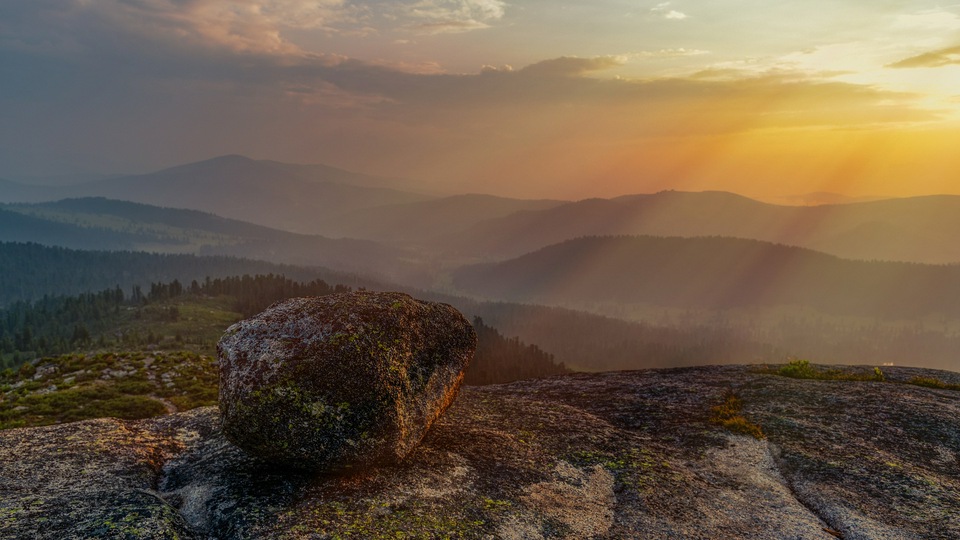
[217,291,476,471]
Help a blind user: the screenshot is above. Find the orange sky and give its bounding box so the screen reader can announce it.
[2,1,959,200]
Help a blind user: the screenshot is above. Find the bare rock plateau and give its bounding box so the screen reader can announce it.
[1,365,959,539]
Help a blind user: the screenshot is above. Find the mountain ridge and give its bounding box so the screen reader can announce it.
[318,192,566,242]
[1,155,433,235]
[452,234,960,318]
[440,190,960,264]
[0,199,424,285]
[9,156,960,265]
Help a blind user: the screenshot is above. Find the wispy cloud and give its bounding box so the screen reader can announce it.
[0,0,365,57]
[631,48,708,59]
[513,56,626,76]
[651,2,687,20]
[0,0,506,63]
[889,45,960,68]
[404,0,507,34]
[305,57,934,134]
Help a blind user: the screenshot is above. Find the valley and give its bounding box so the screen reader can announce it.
[3,156,960,378]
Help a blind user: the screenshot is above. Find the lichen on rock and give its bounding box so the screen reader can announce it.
[217,291,477,471]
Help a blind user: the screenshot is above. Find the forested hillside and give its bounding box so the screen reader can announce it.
[461,301,782,372]
[440,190,960,264]
[465,317,570,384]
[0,274,350,370]
[317,194,563,244]
[5,241,958,377]
[12,155,431,234]
[0,242,374,306]
[0,199,419,282]
[0,273,569,387]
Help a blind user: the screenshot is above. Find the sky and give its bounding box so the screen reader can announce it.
[2,0,959,200]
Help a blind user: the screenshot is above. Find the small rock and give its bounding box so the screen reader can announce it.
[217,291,477,471]
[33,364,58,380]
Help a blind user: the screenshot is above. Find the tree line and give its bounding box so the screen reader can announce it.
[0,274,349,370]
[0,274,570,385]
[0,241,371,307]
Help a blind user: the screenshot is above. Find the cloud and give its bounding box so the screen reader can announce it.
[0,1,944,182]
[651,2,687,20]
[0,0,934,124]
[298,56,934,135]
[0,0,505,65]
[0,0,363,59]
[889,45,960,68]
[515,56,626,77]
[631,48,708,59]
[404,0,507,34]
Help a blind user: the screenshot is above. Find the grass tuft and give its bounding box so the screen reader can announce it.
[710,390,765,440]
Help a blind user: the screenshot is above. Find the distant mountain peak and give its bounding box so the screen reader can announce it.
[153,154,263,176]
[202,154,255,163]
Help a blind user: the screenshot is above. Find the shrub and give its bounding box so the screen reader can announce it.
[769,359,886,382]
[778,359,817,379]
[907,376,960,391]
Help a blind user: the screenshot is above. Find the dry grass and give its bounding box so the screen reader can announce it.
[710,390,764,440]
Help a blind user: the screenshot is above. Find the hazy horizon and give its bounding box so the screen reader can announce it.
[0,153,952,206]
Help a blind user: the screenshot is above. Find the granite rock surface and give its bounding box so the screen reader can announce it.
[217,291,476,470]
[1,365,958,539]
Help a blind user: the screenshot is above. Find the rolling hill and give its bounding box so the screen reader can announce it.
[0,198,422,282]
[440,190,960,264]
[5,240,960,371]
[453,235,960,319]
[0,242,308,306]
[0,241,779,372]
[0,155,432,234]
[317,193,565,243]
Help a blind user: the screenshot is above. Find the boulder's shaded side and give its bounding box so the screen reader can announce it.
[217,291,476,470]
[2,365,959,539]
